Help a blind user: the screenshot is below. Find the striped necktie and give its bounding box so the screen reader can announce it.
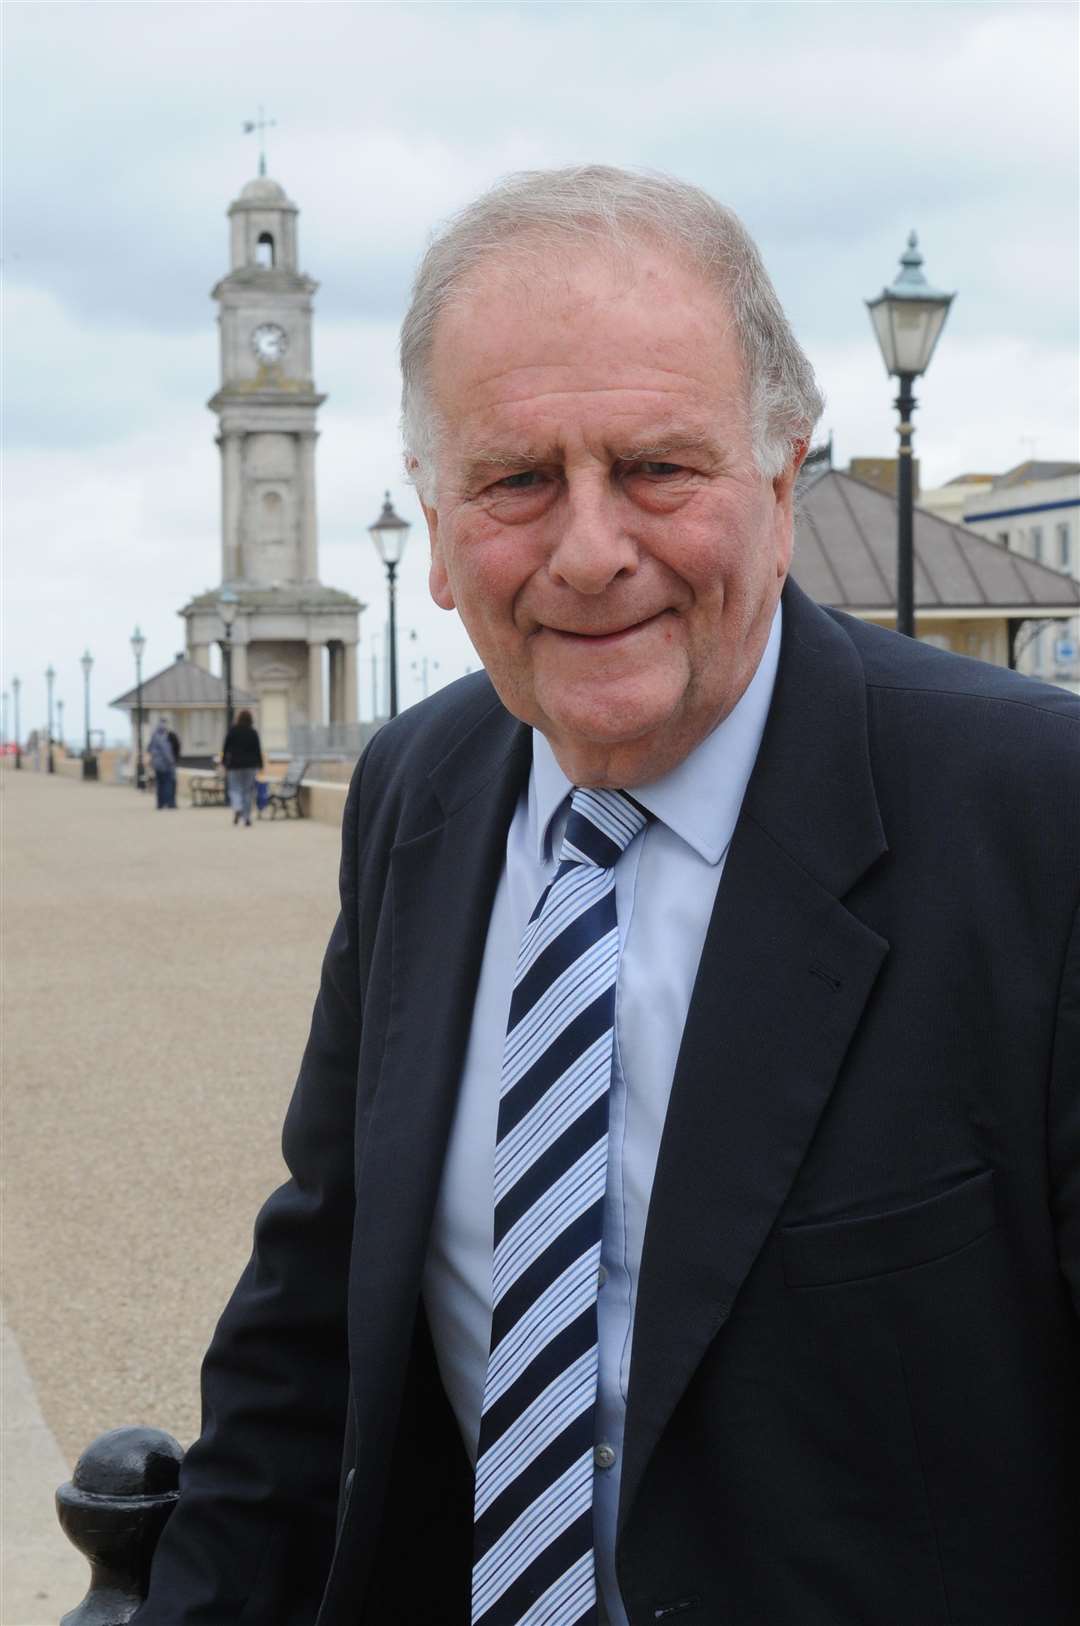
[471,787,647,1626]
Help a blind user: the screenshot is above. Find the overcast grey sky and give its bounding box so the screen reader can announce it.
[4,0,1078,741]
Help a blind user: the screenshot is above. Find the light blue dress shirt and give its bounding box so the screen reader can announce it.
[421,605,781,1623]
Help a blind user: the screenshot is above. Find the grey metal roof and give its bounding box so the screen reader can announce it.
[792,471,1080,614]
[109,658,257,711]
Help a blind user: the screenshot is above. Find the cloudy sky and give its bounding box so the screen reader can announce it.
[4,0,1077,742]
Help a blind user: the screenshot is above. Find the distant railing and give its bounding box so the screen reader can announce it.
[287,720,383,760]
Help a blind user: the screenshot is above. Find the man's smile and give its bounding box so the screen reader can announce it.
[537,609,673,646]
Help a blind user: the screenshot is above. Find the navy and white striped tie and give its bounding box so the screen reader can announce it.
[472,787,647,1626]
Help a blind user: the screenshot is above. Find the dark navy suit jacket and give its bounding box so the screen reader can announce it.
[137,582,1080,1625]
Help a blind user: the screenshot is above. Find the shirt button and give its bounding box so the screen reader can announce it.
[594,1443,617,1471]
[597,1265,608,1288]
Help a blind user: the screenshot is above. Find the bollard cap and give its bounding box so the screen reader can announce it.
[71,1426,183,1500]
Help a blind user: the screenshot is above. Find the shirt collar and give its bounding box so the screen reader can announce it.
[528,601,782,867]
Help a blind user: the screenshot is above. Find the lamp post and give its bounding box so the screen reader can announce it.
[57,698,65,754]
[80,650,98,779]
[866,232,955,639]
[219,587,238,731]
[368,492,411,720]
[12,676,21,769]
[45,665,56,773]
[131,626,147,790]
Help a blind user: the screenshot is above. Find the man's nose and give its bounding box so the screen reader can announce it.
[547,482,638,595]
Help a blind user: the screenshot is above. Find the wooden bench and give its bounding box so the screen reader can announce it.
[266,759,308,819]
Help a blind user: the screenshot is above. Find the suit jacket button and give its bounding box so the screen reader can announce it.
[594,1443,617,1471]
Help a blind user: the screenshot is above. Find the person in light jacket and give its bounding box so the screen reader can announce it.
[148,718,177,810]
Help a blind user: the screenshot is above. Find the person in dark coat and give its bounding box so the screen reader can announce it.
[221,709,263,828]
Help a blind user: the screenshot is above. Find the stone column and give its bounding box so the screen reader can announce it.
[220,432,244,582]
[189,644,211,672]
[343,642,359,724]
[328,642,344,724]
[299,433,319,581]
[308,642,324,728]
[231,641,249,696]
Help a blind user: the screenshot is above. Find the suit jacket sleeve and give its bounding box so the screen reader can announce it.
[135,757,366,1623]
[1051,895,1080,1316]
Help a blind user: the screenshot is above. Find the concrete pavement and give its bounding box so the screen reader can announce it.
[2,767,346,1622]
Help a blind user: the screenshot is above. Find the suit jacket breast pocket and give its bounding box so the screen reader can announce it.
[781,1168,996,1288]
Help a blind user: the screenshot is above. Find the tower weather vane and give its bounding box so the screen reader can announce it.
[242,107,276,177]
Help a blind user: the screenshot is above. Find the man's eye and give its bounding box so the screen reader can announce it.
[495,471,542,491]
[638,461,683,478]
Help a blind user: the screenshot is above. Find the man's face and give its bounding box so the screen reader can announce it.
[423,241,803,788]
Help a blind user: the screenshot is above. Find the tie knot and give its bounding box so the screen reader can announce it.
[560,787,647,869]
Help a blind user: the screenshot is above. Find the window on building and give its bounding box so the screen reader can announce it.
[1030,525,1043,562]
[1058,522,1072,570]
[256,232,275,269]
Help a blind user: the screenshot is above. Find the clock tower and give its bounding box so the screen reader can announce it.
[182,173,361,752]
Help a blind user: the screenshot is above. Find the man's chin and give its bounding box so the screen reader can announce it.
[537,698,693,788]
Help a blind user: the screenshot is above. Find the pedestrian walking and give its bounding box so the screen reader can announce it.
[147,718,177,810]
[221,709,263,827]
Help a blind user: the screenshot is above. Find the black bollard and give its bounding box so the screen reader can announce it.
[56,1426,183,1625]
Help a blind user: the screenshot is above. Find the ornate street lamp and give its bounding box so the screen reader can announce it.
[57,697,65,753]
[130,626,147,791]
[45,664,56,773]
[368,492,411,719]
[866,231,956,639]
[219,587,238,730]
[12,676,21,769]
[80,650,98,779]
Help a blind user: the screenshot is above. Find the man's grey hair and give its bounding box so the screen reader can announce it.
[400,165,824,500]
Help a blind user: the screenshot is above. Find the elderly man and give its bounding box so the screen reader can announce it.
[138,168,1080,1626]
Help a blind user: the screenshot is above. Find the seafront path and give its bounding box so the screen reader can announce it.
[2,765,347,1623]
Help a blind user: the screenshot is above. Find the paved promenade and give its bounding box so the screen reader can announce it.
[2,767,345,1623]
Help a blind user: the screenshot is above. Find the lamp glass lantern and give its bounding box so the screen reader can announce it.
[866,231,955,380]
[130,626,146,663]
[368,493,411,568]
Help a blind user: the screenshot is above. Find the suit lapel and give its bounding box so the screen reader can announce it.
[346,700,530,1456]
[619,585,890,1529]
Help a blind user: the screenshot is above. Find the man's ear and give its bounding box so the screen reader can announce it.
[772,438,808,579]
[423,498,456,611]
[773,437,809,509]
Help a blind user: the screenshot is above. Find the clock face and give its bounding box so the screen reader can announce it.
[251,323,288,364]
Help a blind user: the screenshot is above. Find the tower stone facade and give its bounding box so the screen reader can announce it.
[180,174,361,753]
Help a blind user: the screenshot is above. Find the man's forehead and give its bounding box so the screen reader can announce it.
[438,234,735,351]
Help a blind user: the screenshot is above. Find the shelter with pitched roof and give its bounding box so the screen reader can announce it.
[792,466,1080,677]
[110,655,256,766]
